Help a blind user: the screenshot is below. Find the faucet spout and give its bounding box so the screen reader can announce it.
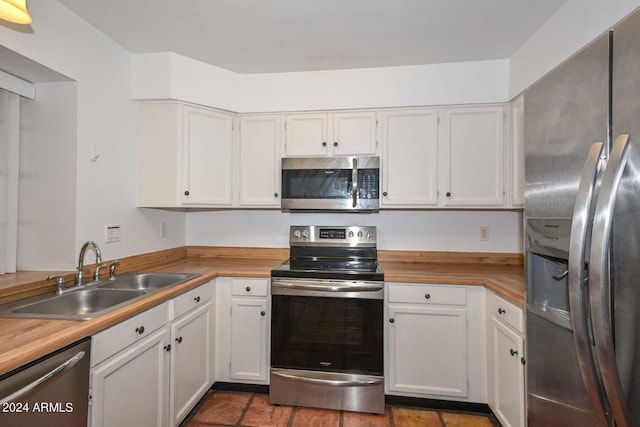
[76,241,102,286]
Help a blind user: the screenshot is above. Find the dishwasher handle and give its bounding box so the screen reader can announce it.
[0,350,86,405]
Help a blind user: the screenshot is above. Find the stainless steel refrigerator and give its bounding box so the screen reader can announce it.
[525,8,640,427]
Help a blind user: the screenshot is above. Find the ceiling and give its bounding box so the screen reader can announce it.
[56,0,567,74]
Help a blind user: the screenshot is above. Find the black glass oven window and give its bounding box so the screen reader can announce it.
[271,295,383,376]
[282,169,352,199]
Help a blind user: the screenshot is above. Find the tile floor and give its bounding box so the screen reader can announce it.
[182,391,500,427]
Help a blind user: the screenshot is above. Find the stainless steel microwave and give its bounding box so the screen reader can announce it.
[281,156,380,212]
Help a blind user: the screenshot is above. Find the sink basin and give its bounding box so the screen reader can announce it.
[6,289,147,320]
[97,273,200,291]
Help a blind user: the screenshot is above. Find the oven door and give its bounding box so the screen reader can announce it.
[281,157,380,211]
[270,279,383,376]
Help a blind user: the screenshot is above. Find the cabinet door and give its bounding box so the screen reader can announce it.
[284,113,328,156]
[509,96,525,207]
[182,106,233,205]
[381,109,439,206]
[332,111,378,155]
[239,115,281,206]
[90,327,169,427]
[491,318,525,427]
[441,106,505,207]
[387,305,467,397]
[170,303,211,426]
[230,297,269,382]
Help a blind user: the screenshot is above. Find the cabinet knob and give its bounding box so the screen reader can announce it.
[424,293,431,300]
[176,336,183,344]
[389,318,395,323]
[184,190,190,196]
[333,141,338,147]
[498,308,506,315]
[521,357,526,365]
[274,192,279,198]
[194,296,201,303]
[260,311,266,316]
[510,348,519,356]
[135,326,145,335]
[446,192,451,197]
[246,286,251,292]
[382,191,388,197]
[322,141,327,147]
[164,344,171,352]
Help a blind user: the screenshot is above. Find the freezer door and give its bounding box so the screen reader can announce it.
[524,33,609,220]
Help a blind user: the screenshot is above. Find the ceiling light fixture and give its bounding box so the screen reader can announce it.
[0,0,32,25]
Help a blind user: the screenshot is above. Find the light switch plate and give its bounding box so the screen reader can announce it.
[105,225,121,243]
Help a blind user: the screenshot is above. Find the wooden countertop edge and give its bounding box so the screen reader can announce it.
[0,249,524,376]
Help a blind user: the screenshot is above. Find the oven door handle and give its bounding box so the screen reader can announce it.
[272,280,383,293]
[272,369,383,388]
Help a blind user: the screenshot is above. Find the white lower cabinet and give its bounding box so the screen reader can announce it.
[169,301,212,426]
[89,282,214,427]
[90,326,170,427]
[486,291,526,427]
[215,277,270,384]
[385,283,486,402]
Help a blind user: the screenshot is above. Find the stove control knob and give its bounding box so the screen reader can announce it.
[293,230,301,238]
[348,231,354,238]
[366,231,372,239]
[302,230,310,239]
[357,231,363,238]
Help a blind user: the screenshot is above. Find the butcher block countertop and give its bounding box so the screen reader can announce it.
[0,247,524,376]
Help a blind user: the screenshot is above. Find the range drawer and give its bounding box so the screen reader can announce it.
[232,278,269,297]
[170,281,212,320]
[487,291,523,333]
[387,283,466,306]
[91,301,168,366]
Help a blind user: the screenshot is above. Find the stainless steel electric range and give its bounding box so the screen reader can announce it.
[269,225,384,414]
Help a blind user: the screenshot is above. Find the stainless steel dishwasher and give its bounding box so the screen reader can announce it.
[0,338,90,427]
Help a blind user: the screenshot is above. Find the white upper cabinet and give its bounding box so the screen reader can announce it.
[137,102,234,207]
[440,106,506,207]
[509,96,525,208]
[238,115,282,207]
[284,111,378,157]
[381,108,439,207]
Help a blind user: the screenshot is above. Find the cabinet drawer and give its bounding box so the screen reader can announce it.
[171,281,212,320]
[488,291,523,333]
[388,283,466,306]
[92,301,168,366]
[232,278,269,297]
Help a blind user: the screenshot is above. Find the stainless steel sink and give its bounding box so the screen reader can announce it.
[5,289,148,320]
[0,272,200,320]
[96,273,200,291]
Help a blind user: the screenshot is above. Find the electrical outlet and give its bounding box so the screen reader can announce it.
[480,226,490,241]
[160,222,168,238]
[105,225,121,243]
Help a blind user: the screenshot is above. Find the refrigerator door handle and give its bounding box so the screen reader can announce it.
[590,133,631,427]
[568,141,610,427]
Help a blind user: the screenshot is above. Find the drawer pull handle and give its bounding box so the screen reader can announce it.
[135,326,145,335]
[424,293,431,300]
[260,311,266,317]
[510,349,519,356]
[389,318,395,323]
[498,308,506,315]
[246,286,251,292]
[176,336,183,344]
[194,296,201,303]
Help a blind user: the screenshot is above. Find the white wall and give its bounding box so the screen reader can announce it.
[187,210,523,253]
[1,0,186,268]
[134,53,510,112]
[510,0,640,98]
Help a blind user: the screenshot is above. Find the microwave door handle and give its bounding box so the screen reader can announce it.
[352,158,358,208]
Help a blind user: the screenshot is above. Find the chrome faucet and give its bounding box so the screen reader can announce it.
[76,241,102,286]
